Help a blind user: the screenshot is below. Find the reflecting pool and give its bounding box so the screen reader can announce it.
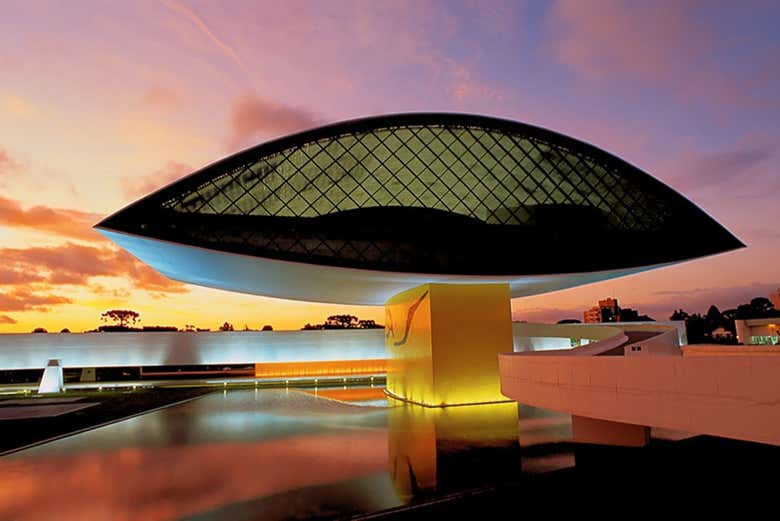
[0,388,574,520]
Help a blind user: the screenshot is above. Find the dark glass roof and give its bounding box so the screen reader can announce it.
[98,113,743,276]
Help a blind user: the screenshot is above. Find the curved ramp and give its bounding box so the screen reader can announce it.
[500,327,780,447]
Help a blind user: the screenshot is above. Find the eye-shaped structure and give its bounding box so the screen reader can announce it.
[96,113,742,304]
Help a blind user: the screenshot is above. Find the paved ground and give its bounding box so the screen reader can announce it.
[0,402,97,420]
[0,386,211,454]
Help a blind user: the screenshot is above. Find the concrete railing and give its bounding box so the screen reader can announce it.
[512,322,627,355]
[499,349,780,446]
[622,326,681,356]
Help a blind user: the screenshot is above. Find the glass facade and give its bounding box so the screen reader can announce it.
[99,114,743,275]
[750,335,779,345]
[163,125,664,231]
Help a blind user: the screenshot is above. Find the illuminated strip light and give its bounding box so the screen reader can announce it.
[254,359,387,378]
[302,387,387,402]
[383,387,513,408]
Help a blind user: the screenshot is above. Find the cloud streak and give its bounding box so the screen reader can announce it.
[1,242,188,294]
[670,144,777,191]
[0,266,46,285]
[160,0,249,78]
[646,282,780,315]
[0,196,104,242]
[0,196,186,324]
[0,288,72,313]
[548,0,704,83]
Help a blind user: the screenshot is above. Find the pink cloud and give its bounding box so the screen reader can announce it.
[0,197,185,299]
[0,288,72,313]
[644,282,780,317]
[122,161,192,199]
[0,315,16,325]
[1,243,188,294]
[0,266,46,285]
[546,1,779,108]
[548,0,708,83]
[3,243,119,285]
[665,143,776,193]
[228,94,321,151]
[0,196,104,242]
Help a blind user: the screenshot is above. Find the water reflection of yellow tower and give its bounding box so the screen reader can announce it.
[388,401,521,500]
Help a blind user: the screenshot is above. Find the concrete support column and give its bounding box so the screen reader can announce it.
[572,415,650,447]
[384,283,513,407]
[734,320,750,345]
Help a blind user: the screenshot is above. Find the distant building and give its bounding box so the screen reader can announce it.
[771,288,780,311]
[583,307,601,323]
[584,297,652,323]
[735,318,780,345]
[584,298,620,323]
[731,289,780,345]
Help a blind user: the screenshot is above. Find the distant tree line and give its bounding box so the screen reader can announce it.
[554,296,780,345]
[302,314,383,330]
[670,297,780,344]
[217,322,273,332]
[81,311,272,333]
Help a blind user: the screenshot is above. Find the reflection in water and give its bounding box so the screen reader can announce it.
[0,389,575,520]
[516,404,576,473]
[0,390,395,521]
[389,401,522,501]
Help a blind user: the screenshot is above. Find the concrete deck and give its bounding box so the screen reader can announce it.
[499,348,780,446]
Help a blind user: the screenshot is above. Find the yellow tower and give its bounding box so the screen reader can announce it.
[384,283,513,407]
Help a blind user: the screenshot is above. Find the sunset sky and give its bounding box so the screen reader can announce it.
[1,0,779,333]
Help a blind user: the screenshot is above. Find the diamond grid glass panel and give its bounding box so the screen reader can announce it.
[161,123,676,233]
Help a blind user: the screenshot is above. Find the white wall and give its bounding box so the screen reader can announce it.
[0,330,387,370]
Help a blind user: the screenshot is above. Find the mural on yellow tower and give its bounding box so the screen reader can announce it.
[385,290,430,347]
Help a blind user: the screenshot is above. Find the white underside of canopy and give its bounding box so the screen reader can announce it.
[97,228,674,305]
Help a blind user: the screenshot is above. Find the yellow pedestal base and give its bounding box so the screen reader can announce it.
[384,283,513,407]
